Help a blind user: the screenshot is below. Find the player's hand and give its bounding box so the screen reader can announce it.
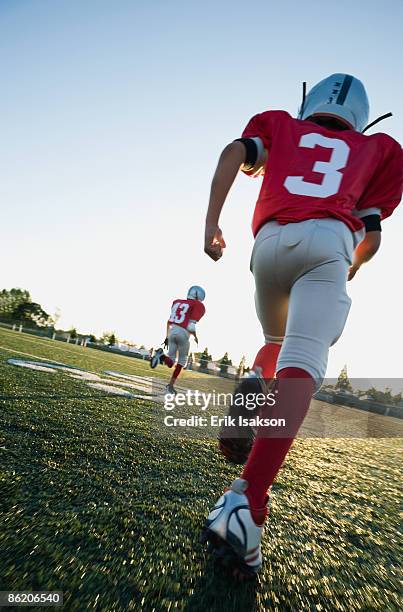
[348,263,360,281]
[204,225,226,261]
[163,337,169,349]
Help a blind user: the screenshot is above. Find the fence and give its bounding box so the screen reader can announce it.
[0,320,88,345]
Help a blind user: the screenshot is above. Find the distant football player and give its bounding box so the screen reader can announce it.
[201,74,403,578]
[150,286,206,393]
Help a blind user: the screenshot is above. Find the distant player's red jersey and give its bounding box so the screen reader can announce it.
[241,111,403,236]
[168,299,205,330]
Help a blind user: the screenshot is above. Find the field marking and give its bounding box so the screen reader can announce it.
[4,354,165,403]
[0,328,118,358]
[0,332,150,372]
[0,347,159,389]
[7,358,57,373]
[0,345,66,362]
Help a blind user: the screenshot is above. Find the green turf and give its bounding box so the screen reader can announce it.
[0,328,401,611]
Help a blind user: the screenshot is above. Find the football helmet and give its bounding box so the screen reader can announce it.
[298,73,369,132]
[187,286,206,301]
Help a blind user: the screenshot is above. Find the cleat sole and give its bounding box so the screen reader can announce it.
[200,527,260,580]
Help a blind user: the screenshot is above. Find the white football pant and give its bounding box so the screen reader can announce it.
[251,218,364,387]
[168,324,190,366]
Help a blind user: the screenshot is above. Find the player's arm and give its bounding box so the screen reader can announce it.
[204,138,267,261]
[204,141,246,261]
[204,113,269,261]
[186,303,205,343]
[188,328,199,344]
[350,140,402,281]
[163,320,170,347]
[348,214,381,280]
[187,323,199,344]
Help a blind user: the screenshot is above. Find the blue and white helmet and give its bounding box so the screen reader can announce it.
[298,74,370,132]
[187,285,206,301]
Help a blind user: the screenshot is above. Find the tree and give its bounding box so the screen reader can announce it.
[88,334,97,343]
[366,386,399,406]
[0,288,31,319]
[219,352,232,376]
[101,331,117,346]
[393,392,402,406]
[69,327,77,340]
[12,301,52,328]
[335,364,353,392]
[199,347,212,371]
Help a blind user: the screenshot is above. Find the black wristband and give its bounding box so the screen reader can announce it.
[361,214,381,232]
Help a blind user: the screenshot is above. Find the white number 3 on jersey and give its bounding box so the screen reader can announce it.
[284,133,350,198]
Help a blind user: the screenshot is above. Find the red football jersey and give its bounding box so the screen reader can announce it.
[241,111,403,236]
[168,299,205,330]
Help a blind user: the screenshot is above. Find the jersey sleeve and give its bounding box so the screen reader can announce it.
[241,112,272,146]
[189,301,205,322]
[356,139,403,220]
[240,111,287,177]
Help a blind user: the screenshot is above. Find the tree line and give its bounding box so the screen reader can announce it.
[332,364,402,406]
[0,288,118,346]
[0,288,53,328]
[195,348,249,378]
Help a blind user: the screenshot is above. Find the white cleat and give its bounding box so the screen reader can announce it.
[150,348,164,369]
[201,478,265,579]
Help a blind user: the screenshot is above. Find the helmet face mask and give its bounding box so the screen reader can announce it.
[187,285,206,302]
[298,74,370,132]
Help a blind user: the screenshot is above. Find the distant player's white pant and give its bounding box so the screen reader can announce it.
[251,219,364,386]
[168,325,190,367]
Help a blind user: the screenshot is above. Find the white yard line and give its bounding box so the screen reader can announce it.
[0,345,64,362]
[0,329,148,371]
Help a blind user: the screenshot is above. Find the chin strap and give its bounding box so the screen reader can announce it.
[362,112,393,133]
[299,81,307,117]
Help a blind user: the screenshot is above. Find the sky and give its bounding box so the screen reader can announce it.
[1,0,402,379]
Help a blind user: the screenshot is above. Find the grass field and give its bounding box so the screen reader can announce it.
[0,327,401,611]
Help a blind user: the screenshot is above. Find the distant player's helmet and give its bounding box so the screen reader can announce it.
[298,74,370,132]
[187,286,206,301]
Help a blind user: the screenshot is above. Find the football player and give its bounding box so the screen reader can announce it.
[201,74,403,578]
[150,286,206,393]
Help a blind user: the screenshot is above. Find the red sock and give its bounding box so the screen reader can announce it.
[162,355,174,368]
[252,343,282,379]
[242,367,314,520]
[171,364,183,384]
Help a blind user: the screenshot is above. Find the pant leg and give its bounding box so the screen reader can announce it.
[167,330,179,362]
[251,225,289,344]
[176,328,190,366]
[276,220,353,386]
[168,326,190,366]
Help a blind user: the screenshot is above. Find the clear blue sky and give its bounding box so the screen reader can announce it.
[1,0,402,378]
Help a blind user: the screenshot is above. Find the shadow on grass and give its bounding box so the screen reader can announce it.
[184,557,258,612]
